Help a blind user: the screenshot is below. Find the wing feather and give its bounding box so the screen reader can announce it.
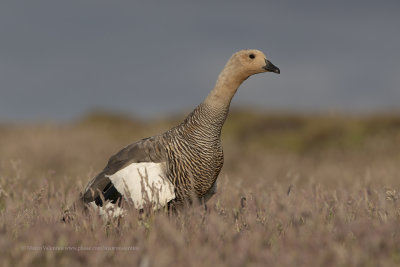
[82,136,170,204]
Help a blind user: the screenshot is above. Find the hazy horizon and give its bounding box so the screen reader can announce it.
[1,1,399,122]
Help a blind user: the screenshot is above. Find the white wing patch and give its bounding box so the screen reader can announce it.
[105,162,175,210]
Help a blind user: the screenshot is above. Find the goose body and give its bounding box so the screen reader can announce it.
[82,49,280,216]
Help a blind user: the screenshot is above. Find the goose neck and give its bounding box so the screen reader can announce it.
[204,66,247,109]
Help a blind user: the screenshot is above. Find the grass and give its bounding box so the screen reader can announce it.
[1,110,400,266]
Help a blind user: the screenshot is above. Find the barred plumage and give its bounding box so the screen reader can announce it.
[79,49,280,217]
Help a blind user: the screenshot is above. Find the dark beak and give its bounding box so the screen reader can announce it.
[263,59,280,74]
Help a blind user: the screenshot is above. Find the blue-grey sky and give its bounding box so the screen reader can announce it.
[1,0,399,122]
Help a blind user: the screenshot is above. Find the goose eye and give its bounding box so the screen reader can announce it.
[249,54,255,59]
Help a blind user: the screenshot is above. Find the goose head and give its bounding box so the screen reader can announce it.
[205,49,280,107]
[230,49,280,77]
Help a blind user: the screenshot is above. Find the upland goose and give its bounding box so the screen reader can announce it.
[82,49,279,217]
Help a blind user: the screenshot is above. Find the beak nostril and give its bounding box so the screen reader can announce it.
[263,59,280,74]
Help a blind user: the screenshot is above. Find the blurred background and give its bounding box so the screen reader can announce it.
[1,0,399,122]
[1,3,400,265]
[1,0,400,174]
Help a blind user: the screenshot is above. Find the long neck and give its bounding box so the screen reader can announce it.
[180,62,248,140]
[204,64,248,109]
[181,63,247,136]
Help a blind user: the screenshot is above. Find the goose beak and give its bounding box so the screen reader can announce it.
[263,59,280,74]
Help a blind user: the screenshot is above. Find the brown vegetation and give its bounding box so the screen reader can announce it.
[1,110,400,266]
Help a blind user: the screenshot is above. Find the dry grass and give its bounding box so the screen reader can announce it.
[1,111,400,266]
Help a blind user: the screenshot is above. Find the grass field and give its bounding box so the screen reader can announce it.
[1,110,400,266]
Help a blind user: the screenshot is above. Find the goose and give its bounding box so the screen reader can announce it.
[79,49,279,218]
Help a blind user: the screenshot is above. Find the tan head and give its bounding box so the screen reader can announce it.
[205,49,280,107]
[228,49,280,77]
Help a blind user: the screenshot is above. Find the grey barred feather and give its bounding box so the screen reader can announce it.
[83,102,227,208]
[79,49,280,215]
[160,103,228,206]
